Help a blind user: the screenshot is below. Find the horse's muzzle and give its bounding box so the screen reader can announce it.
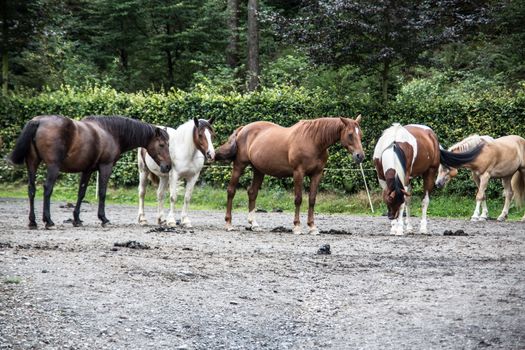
[206,150,215,161]
[353,152,365,164]
[160,164,171,173]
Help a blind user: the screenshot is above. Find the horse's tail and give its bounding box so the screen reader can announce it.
[511,169,525,208]
[215,126,243,162]
[439,143,484,168]
[7,120,40,165]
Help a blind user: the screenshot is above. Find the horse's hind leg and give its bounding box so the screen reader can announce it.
[42,164,60,229]
[26,154,40,229]
[306,172,323,235]
[180,173,200,228]
[292,170,305,234]
[497,176,513,222]
[165,172,178,227]
[225,162,247,231]
[247,169,264,231]
[72,171,93,227]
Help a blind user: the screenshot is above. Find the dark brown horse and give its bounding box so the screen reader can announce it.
[215,116,364,234]
[373,123,483,235]
[8,115,171,229]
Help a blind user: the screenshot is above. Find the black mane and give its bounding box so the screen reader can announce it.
[83,115,167,151]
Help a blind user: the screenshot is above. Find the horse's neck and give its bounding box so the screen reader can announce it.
[302,118,343,150]
[171,123,201,164]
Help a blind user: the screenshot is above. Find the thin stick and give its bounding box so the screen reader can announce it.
[360,163,374,213]
[96,171,99,200]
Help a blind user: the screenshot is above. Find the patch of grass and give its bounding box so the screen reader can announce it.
[0,182,523,220]
[4,276,22,284]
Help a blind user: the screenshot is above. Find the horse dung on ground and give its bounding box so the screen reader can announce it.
[7,115,172,229]
[137,117,215,227]
[215,115,365,235]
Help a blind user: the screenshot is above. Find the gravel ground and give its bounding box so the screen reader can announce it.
[0,197,524,349]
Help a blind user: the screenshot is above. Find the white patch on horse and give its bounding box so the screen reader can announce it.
[355,127,360,136]
[204,129,215,159]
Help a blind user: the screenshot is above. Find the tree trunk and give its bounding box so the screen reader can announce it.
[381,60,390,105]
[165,49,174,86]
[1,0,8,95]
[226,0,239,69]
[247,0,259,91]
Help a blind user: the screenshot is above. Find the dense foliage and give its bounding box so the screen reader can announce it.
[1,79,523,198]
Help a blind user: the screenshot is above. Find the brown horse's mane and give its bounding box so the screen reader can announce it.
[83,115,168,151]
[295,118,343,148]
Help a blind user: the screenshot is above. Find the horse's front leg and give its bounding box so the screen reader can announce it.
[42,164,60,229]
[404,185,414,234]
[292,170,305,234]
[497,176,513,221]
[166,172,179,227]
[73,171,93,227]
[247,170,264,231]
[155,175,169,225]
[306,172,323,235]
[472,173,490,221]
[180,173,200,228]
[97,164,113,226]
[137,165,150,225]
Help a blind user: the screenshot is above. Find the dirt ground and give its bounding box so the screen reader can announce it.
[0,197,524,350]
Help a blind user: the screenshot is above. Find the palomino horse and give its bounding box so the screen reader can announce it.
[137,117,215,227]
[215,116,365,234]
[436,135,525,221]
[8,115,171,229]
[374,123,484,235]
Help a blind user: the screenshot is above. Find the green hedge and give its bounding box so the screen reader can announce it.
[1,82,524,198]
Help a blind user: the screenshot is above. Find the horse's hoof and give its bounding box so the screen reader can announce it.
[405,225,414,234]
[157,219,167,226]
[72,221,83,227]
[166,221,177,228]
[478,217,487,221]
[293,226,303,235]
[139,220,148,226]
[470,217,479,222]
[249,224,262,232]
[225,224,236,232]
[308,228,320,235]
[45,224,56,230]
[496,215,507,222]
[101,221,111,228]
[28,223,37,230]
[419,227,428,235]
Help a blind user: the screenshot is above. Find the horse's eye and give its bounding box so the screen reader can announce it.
[160,144,165,148]
[348,133,353,140]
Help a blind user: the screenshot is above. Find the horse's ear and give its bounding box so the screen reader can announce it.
[155,127,162,137]
[208,116,215,125]
[340,117,350,127]
[193,117,199,128]
[355,114,362,124]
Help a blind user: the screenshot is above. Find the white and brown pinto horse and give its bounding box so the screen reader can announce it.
[137,117,215,227]
[215,116,365,234]
[374,124,483,235]
[436,135,525,221]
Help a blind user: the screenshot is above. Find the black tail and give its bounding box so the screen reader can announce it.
[8,120,40,165]
[439,143,484,168]
[214,126,242,162]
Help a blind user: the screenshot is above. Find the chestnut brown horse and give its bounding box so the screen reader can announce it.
[374,124,484,235]
[215,116,365,234]
[436,134,525,222]
[8,115,171,229]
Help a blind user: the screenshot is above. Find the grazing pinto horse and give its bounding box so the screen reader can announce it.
[436,135,525,222]
[137,117,215,227]
[215,116,365,234]
[8,115,171,229]
[374,124,483,235]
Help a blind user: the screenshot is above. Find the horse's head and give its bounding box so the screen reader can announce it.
[383,169,410,220]
[339,115,365,163]
[436,164,458,188]
[193,116,216,161]
[147,127,172,173]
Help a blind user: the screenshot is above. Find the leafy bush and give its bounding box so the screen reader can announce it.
[1,80,523,200]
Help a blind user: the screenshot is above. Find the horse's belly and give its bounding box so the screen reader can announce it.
[249,149,293,178]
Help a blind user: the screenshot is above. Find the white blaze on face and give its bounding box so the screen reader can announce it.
[205,129,215,159]
[355,127,360,137]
